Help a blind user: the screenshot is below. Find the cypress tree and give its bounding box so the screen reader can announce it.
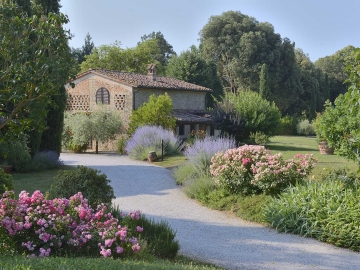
[39,86,67,155]
[259,63,271,101]
[324,73,330,101]
[38,0,67,156]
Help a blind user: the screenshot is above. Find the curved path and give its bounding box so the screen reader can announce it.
[60,153,360,270]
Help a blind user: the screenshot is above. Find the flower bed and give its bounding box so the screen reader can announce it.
[0,190,142,258]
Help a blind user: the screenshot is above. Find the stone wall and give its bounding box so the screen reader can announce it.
[135,89,206,110]
[65,74,133,128]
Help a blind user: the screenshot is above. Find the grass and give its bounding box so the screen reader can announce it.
[152,153,188,169]
[11,165,75,196]
[0,254,223,270]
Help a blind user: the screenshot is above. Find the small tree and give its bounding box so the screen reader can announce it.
[89,109,122,154]
[63,109,122,154]
[128,93,176,135]
[214,91,281,143]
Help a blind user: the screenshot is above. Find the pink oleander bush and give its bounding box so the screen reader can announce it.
[210,145,317,195]
[0,190,143,258]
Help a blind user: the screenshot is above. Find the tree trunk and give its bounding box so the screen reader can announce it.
[96,140,99,154]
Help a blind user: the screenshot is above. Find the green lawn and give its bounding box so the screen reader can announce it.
[11,165,75,196]
[267,136,358,180]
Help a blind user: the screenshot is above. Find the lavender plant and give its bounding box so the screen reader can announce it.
[125,126,182,160]
[184,136,236,176]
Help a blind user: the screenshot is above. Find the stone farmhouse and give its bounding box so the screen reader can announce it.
[65,64,214,148]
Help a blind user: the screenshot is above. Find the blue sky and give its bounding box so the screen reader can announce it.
[60,0,359,62]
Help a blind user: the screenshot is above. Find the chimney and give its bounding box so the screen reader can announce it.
[146,63,157,81]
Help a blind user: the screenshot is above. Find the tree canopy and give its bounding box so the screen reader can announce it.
[81,39,164,74]
[139,31,176,66]
[165,45,223,107]
[0,4,73,134]
[199,11,302,114]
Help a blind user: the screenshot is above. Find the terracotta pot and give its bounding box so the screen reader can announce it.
[0,164,13,174]
[318,141,334,155]
[148,151,158,162]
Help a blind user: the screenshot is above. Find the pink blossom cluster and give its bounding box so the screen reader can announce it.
[0,190,143,258]
[210,145,317,194]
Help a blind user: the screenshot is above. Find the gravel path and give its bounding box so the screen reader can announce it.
[60,152,360,270]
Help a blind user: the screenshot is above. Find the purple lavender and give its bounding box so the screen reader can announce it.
[184,136,236,175]
[125,126,183,160]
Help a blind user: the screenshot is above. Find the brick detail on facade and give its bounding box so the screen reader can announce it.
[66,94,90,111]
[114,94,126,110]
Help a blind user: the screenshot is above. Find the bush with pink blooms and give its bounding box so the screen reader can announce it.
[0,190,143,258]
[210,145,317,195]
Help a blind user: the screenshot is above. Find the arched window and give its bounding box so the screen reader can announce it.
[96,87,110,104]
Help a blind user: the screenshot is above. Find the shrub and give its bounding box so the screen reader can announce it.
[210,145,317,195]
[128,93,176,135]
[296,119,315,136]
[117,135,129,155]
[110,204,179,259]
[26,151,63,172]
[2,133,31,172]
[263,170,360,251]
[62,112,91,152]
[249,131,269,145]
[125,126,182,160]
[184,175,216,200]
[173,162,196,185]
[278,115,299,135]
[48,166,115,209]
[0,191,143,257]
[184,136,236,176]
[0,168,13,197]
[214,91,281,143]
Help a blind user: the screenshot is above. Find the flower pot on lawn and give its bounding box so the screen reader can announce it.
[318,141,334,155]
[0,164,13,174]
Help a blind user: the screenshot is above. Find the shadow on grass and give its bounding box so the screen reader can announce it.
[266,145,315,152]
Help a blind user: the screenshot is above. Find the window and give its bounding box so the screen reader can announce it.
[179,125,185,136]
[96,87,110,104]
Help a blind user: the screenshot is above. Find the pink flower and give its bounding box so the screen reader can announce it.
[116,246,124,254]
[136,226,143,232]
[132,243,140,252]
[104,238,115,247]
[100,246,112,258]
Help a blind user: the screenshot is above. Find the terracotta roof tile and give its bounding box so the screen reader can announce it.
[173,109,213,124]
[78,69,212,92]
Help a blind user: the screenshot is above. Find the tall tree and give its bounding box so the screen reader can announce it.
[71,33,95,66]
[81,39,163,74]
[315,45,355,102]
[0,4,73,144]
[139,31,176,66]
[199,11,302,114]
[324,73,330,101]
[33,0,61,15]
[293,49,321,118]
[259,63,271,101]
[166,45,223,107]
[11,0,32,15]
